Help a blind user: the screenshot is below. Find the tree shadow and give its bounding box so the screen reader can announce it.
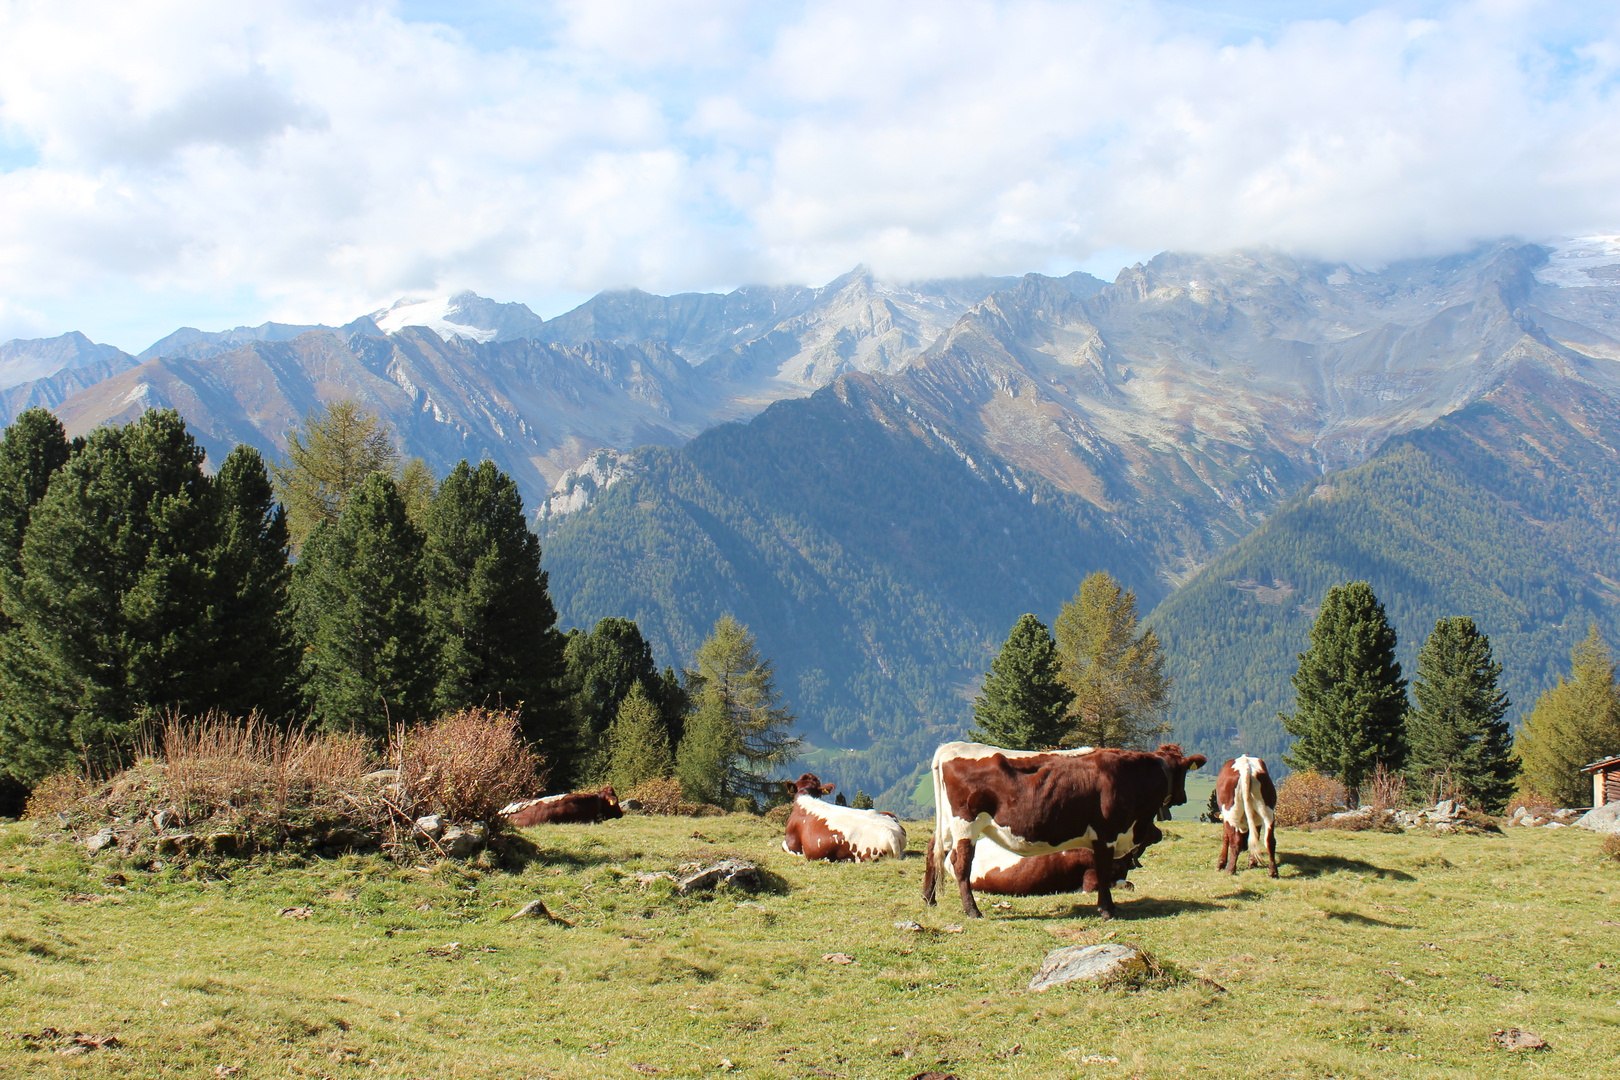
[489,833,621,872]
[1281,853,1414,882]
[1325,910,1412,929]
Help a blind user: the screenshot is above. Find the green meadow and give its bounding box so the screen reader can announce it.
[1,814,1616,1079]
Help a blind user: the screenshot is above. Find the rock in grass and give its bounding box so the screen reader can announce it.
[1576,803,1620,834]
[439,823,486,858]
[675,859,761,896]
[85,828,117,854]
[506,899,557,922]
[415,815,446,840]
[1491,1028,1548,1051]
[1029,943,1148,991]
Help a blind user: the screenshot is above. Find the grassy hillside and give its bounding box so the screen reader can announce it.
[3,815,1617,1077]
[542,374,1161,806]
[1150,361,1620,769]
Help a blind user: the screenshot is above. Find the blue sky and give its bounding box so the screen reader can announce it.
[0,0,1617,352]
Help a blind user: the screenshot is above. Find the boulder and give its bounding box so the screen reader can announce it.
[1432,799,1459,821]
[1029,943,1148,991]
[440,823,486,858]
[151,807,179,831]
[675,859,763,895]
[1576,802,1620,835]
[415,815,446,840]
[85,828,117,854]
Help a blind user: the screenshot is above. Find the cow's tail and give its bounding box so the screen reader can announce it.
[1236,757,1262,854]
[924,747,952,902]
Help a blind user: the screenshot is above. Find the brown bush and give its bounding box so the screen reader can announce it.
[22,772,91,822]
[764,803,794,826]
[627,776,696,816]
[389,707,545,824]
[1508,788,1559,815]
[1274,769,1347,827]
[1364,763,1407,814]
[1603,834,1620,864]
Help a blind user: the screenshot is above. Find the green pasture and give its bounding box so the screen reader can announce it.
[0,814,1615,1078]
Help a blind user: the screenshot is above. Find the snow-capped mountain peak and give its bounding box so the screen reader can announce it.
[368,291,546,343]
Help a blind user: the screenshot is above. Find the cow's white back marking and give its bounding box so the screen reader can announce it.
[795,797,907,860]
[1219,755,1273,853]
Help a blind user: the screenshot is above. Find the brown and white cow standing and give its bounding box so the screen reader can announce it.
[926,836,1142,898]
[780,773,907,862]
[500,785,624,827]
[1214,755,1277,877]
[921,741,1205,919]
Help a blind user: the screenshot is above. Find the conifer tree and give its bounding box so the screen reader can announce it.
[206,445,298,718]
[1281,581,1408,792]
[421,460,566,748]
[675,615,799,803]
[970,613,1073,749]
[272,400,400,548]
[605,681,674,794]
[561,617,671,784]
[1405,616,1516,811]
[1053,572,1171,748]
[852,790,874,809]
[1515,626,1620,806]
[0,409,75,584]
[291,472,431,736]
[0,410,214,780]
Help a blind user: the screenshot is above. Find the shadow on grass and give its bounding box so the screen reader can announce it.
[1282,853,1415,882]
[999,896,1232,921]
[1324,910,1412,929]
[490,833,623,873]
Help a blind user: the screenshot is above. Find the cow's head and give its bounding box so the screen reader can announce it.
[1153,744,1207,807]
[598,784,625,818]
[786,773,834,799]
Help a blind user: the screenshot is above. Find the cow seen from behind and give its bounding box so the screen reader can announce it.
[781,773,907,862]
[1214,755,1278,877]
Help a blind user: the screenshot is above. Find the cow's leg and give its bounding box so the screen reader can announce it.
[1225,824,1241,874]
[1265,822,1278,878]
[1093,842,1117,921]
[921,838,938,906]
[953,839,982,919]
[1216,824,1232,871]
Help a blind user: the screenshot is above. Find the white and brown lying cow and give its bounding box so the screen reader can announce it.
[922,741,1205,920]
[925,836,1142,897]
[780,773,907,862]
[500,785,624,827]
[1214,755,1277,877]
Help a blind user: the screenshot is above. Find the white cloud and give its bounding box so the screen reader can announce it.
[0,0,1617,349]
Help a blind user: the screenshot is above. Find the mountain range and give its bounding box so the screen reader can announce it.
[4,238,1619,806]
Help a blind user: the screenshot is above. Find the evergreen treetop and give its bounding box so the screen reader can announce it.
[1281,580,1408,791]
[677,614,799,803]
[969,613,1072,750]
[1404,616,1516,811]
[605,680,674,795]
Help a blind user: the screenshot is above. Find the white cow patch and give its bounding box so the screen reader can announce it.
[788,797,907,861]
[1219,755,1274,853]
[499,793,570,816]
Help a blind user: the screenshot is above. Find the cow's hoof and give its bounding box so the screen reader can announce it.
[1269,870,1279,879]
[1097,908,1115,922]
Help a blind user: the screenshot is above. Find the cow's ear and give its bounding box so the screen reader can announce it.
[1187,755,1207,770]
[820,783,836,796]
[781,780,795,794]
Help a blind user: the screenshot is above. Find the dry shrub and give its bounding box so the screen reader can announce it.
[1420,765,1465,807]
[390,707,545,823]
[141,709,374,824]
[764,802,794,826]
[22,772,92,821]
[1508,788,1558,815]
[1365,763,1407,813]
[627,776,696,816]
[1274,769,1346,827]
[1602,834,1620,865]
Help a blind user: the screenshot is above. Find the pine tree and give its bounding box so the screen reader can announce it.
[1404,616,1516,811]
[970,613,1073,749]
[1514,626,1620,806]
[271,401,400,549]
[0,409,75,584]
[676,614,799,803]
[1282,581,1408,792]
[852,790,874,809]
[1053,571,1171,748]
[421,460,566,750]
[206,445,299,719]
[291,472,431,736]
[398,457,437,527]
[605,681,673,794]
[0,410,215,780]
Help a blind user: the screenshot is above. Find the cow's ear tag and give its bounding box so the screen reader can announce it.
[821,783,836,796]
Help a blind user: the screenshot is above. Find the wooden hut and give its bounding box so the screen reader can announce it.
[1580,754,1620,808]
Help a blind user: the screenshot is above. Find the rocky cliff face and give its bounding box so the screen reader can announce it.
[0,332,134,392]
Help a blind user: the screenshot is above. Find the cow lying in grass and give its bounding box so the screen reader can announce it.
[922,741,1205,919]
[780,773,907,862]
[925,836,1142,897]
[500,785,624,826]
[1215,755,1278,877]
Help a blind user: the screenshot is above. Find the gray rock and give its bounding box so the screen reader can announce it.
[1576,802,1620,834]
[415,814,446,840]
[85,828,117,854]
[676,859,763,896]
[440,823,487,858]
[1029,943,1148,991]
[151,807,179,831]
[1432,799,1459,820]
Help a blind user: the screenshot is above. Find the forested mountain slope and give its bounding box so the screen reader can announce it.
[540,374,1162,804]
[1148,357,1620,768]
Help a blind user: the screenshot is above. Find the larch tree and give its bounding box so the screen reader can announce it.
[0,410,215,780]
[272,400,400,548]
[421,460,566,750]
[1281,581,1408,792]
[1514,626,1620,806]
[969,613,1073,749]
[1053,572,1171,749]
[675,614,799,806]
[1404,616,1516,811]
[291,472,432,736]
[605,681,674,794]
